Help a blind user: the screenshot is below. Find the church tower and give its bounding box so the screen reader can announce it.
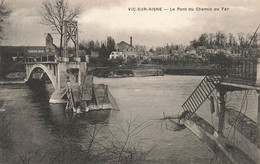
[46,33,53,47]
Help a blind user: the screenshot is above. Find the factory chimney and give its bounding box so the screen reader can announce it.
[130,37,132,47]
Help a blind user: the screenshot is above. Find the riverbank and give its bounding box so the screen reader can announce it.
[92,67,163,78]
[0,65,212,82]
[0,79,25,84]
[164,65,212,76]
[92,65,212,77]
[0,72,26,84]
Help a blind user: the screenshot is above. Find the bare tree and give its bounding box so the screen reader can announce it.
[46,120,154,164]
[209,33,215,46]
[39,0,80,56]
[0,0,11,41]
[237,32,245,47]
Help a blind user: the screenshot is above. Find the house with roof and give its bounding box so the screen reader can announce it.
[109,51,124,59]
[109,51,138,60]
[116,37,136,52]
[109,37,139,60]
[0,34,59,62]
[206,48,216,54]
[91,50,99,58]
[25,33,58,57]
[185,46,197,55]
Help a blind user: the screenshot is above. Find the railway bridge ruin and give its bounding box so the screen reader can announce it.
[24,20,88,103]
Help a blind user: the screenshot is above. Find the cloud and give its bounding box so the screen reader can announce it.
[77,0,125,11]
[1,0,260,47]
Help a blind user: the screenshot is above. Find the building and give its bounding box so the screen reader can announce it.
[0,33,59,61]
[109,51,137,60]
[116,37,136,52]
[109,51,124,59]
[185,46,197,55]
[25,33,58,57]
[109,37,138,60]
[45,33,59,53]
[90,50,99,58]
[158,54,171,60]
[206,48,216,54]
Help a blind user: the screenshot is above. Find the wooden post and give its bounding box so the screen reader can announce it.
[256,58,260,85]
[257,91,260,127]
[210,96,215,114]
[217,88,226,135]
[257,91,260,150]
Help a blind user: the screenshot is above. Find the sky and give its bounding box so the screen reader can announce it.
[1,0,260,47]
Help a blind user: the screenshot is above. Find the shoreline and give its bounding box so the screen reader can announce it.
[164,67,211,76]
[0,79,25,85]
[0,65,212,83]
[92,65,211,78]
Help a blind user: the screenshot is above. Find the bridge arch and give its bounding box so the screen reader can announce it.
[27,64,57,90]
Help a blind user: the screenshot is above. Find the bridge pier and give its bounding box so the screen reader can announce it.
[25,61,87,104]
[50,62,87,103]
[24,20,89,104]
[49,90,67,103]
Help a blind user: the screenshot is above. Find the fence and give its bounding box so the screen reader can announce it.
[25,55,87,63]
[107,88,120,111]
[225,58,257,83]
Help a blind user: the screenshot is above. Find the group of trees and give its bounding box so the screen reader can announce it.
[39,0,139,68]
[149,43,184,56]
[2,0,260,66]
[0,0,11,42]
[79,36,116,60]
[39,0,117,63]
[190,32,259,49]
[149,30,260,66]
[40,0,80,56]
[106,55,138,68]
[0,0,11,78]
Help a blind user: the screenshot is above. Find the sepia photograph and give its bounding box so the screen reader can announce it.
[0,0,260,163]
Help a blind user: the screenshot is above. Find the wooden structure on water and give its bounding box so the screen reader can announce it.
[65,76,117,112]
[180,58,260,163]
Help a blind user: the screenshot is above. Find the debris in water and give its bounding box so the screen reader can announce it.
[160,112,186,131]
[0,100,3,108]
[0,100,5,112]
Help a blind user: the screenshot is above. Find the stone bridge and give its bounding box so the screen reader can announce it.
[24,20,88,103]
[25,56,87,103]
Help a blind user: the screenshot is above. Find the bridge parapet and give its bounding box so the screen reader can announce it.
[223,57,258,86]
[24,54,57,64]
[24,20,89,103]
[24,55,87,64]
[25,60,87,103]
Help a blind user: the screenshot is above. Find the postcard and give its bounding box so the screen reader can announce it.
[0,0,259,163]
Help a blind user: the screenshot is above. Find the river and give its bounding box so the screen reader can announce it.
[0,75,257,163]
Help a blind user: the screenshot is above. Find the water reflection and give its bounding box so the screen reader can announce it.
[0,100,3,108]
[0,76,217,163]
[27,81,111,127]
[4,81,113,163]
